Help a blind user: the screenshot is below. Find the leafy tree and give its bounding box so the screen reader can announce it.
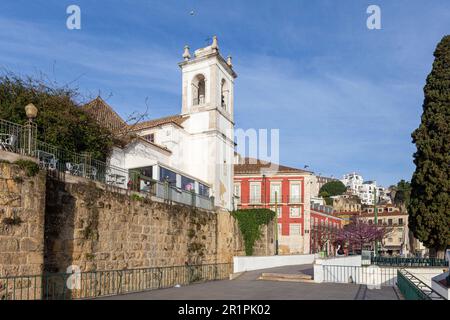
[319,180,347,205]
[334,219,390,254]
[409,35,450,258]
[0,74,114,160]
[393,179,412,208]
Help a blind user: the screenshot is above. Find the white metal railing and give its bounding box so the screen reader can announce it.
[0,118,214,211]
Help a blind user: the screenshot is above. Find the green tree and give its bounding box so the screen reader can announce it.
[0,74,113,160]
[393,179,412,208]
[409,35,450,258]
[319,180,347,206]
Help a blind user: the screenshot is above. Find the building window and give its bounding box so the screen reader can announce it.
[160,167,177,186]
[198,183,210,197]
[378,208,384,213]
[368,219,373,225]
[271,206,282,218]
[270,183,282,203]
[250,182,261,204]
[181,175,195,191]
[388,219,393,226]
[398,218,403,225]
[378,219,383,225]
[143,133,155,143]
[388,238,393,243]
[221,79,229,110]
[289,182,301,203]
[192,74,206,105]
[290,207,301,217]
[289,224,302,235]
[388,207,393,212]
[233,183,241,203]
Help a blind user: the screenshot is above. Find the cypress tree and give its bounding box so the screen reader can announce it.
[409,35,450,258]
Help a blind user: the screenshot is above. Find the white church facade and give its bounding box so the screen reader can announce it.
[83,36,236,211]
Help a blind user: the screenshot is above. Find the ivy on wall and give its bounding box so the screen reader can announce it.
[231,209,275,256]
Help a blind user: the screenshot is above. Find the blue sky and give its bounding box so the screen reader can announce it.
[0,0,449,186]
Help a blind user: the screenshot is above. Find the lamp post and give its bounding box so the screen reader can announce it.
[374,187,378,257]
[274,190,279,255]
[24,103,38,156]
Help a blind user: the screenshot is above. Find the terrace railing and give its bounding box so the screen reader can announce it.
[397,269,446,300]
[0,263,232,300]
[0,118,36,156]
[371,257,447,267]
[322,265,398,286]
[0,118,215,211]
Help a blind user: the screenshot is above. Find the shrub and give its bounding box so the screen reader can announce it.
[13,159,39,177]
[232,209,275,256]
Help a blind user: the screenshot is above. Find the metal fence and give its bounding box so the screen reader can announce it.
[0,118,36,156]
[322,265,398,286]
[371,257,448,267]
[0,263,232,300]
[0,118,214,211]
[396,269,446,300]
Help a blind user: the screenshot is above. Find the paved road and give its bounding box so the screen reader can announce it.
[100,265,402,300]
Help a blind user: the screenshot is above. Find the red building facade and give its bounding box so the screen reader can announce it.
[234,158,313,254]
[310,204,344,255]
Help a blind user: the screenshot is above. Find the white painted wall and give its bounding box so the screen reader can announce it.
[316,255,362,266]
[233,254,315,273]
[431,272,449,300]
[316,265,397,286]
[406,268,447,287]
[314,255,362,284]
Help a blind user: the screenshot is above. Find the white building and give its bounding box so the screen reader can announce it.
[358,180,378,205]
[341,173,391,206]
[83,36,237,211]
[341,172,364,195]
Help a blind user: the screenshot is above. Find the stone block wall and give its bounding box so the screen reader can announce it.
[0,157,275,277]
[44,178,274,273]
[0,160,46,276]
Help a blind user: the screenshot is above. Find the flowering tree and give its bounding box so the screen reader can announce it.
[334,219,391,253]
[311,224,338,254]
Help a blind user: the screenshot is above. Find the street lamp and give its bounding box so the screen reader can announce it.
[374,187,378,257]
[274,190,279,255]
[24,103,38,155]
[25,103,38,121]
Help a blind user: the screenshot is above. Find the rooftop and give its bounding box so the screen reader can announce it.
[234,157,311,175]
[128,114,187,131]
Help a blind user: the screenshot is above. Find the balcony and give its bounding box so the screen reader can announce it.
[249,196,262,205]
[193,96,205,106]
[289,195,301,204]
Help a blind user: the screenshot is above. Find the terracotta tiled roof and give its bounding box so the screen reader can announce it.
[129,115,187,131]
[82,97,127,133]
[359,211,407,217]
[234,157,311,175]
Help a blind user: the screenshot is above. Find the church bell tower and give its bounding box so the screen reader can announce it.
[178,36,237,211]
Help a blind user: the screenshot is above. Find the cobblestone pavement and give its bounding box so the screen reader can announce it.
[99,264,402,300]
